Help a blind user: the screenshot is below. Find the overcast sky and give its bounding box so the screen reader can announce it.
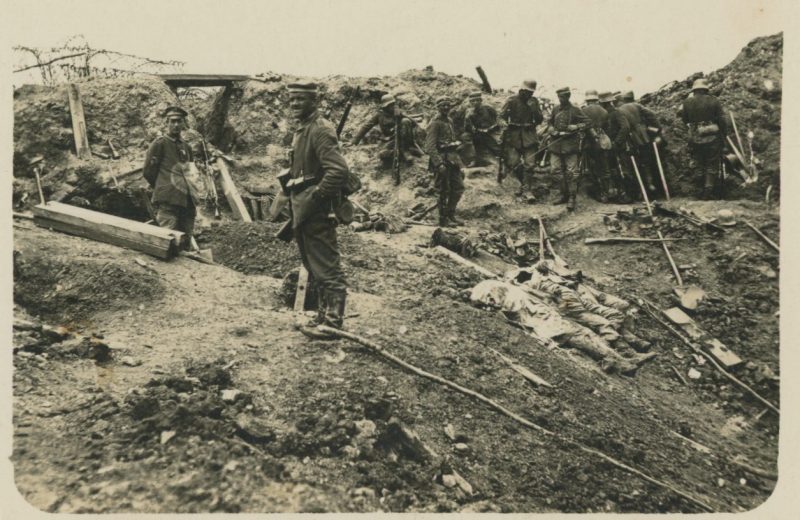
[7,0,789,96]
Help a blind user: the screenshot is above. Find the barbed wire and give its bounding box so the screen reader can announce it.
[12,36,184,86]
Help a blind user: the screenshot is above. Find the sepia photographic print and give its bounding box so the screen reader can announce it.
[4,0,798,516]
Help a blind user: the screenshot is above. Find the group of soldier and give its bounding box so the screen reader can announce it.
[143,77,727,338]
[349,77,728,221]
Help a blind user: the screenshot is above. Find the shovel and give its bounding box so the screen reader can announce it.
[630,156,706,309]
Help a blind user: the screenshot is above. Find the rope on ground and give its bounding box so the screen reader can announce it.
[636,297,779,416]
[317,325,716,513]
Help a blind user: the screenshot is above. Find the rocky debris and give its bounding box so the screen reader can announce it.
[640,33,782,198]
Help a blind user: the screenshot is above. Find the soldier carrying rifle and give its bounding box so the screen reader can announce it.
[425,96,465,227]
[500,79,544,196]
[549,87,590,211]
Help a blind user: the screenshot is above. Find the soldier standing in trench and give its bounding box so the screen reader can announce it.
[142,106,196,249]
[549,87,590,211]
[280,82,350,339]
[499,80,544,196]
[580,90,614,202]
[617,90,662,197]
[598,91,634,202]
[678,78,728,199]
[425,96,466,227]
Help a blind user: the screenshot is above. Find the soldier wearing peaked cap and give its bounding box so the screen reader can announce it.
[464,91,501,168]
[549,87,590,211]
[281,82,352,339]
[425,96,466,227]
[352,93,421,164]
[499,79,544,196]
[142,105,197,249]
[581,90,614,202]
[678,78,728,199]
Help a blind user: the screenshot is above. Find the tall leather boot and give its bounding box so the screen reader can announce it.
[308,286,326,326]
[553,173,569,205]
[447,192,464,226]
[298,289,344,340]
[324,291,347,330]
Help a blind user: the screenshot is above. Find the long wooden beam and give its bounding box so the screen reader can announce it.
[67,84,91,160]
[215,159,252,222]
[32,202,183,259]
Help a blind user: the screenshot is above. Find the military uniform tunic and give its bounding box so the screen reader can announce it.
[678,92,728,192]
[425,113,465,223]
[289,109,349,296]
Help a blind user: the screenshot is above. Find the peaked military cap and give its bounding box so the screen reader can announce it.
[598,91,616,103]
[692,78,710,91]
[555,87,571,96]
[519,79,538,92]
[584,90,599,101]
[435,96,451,107]
[468,91,482,99]
[380,94,396,107]
[287,82,318,95]
[620,90,635,102]
[163,106,188,118]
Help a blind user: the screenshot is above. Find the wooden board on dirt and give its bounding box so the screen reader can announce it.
[67,83,91,160]
[663,306,742,368]
[216,159,252,223]
[294,266,309,312]
[32,201,183,259]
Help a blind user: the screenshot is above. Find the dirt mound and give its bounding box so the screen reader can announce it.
[13,243,163,325]
[13,77,179,171]
[640,33,782,199]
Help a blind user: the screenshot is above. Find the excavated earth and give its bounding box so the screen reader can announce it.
[11,34,781,514]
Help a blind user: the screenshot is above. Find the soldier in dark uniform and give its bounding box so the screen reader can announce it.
[352,94,420,164]
[142,106,196,249]
[281,82,350,339]
[549,87,590,211]
[598,91,634,202]
[464,91,501,168]
[580,90,613,202]
[500,79,544,196]
[425,96,465,227]
[617,91,662,197]
[678,78,728,199]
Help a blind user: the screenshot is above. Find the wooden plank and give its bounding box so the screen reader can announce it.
[32,202,183,257]
[34,202,180,241]
[33,216,174,259]
[247,198,259,221]
[67,84,92,160]
[704,339,743,368]
[663,306,741,368]
[664,307,692,325]
[157,74,250,87]
[216,159,252,222]
[294,266,309,312]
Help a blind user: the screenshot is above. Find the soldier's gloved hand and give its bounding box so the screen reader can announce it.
[567,125,578,132]
[653,136,663,145]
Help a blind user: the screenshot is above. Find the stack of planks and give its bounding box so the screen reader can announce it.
[32,201,185,259]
